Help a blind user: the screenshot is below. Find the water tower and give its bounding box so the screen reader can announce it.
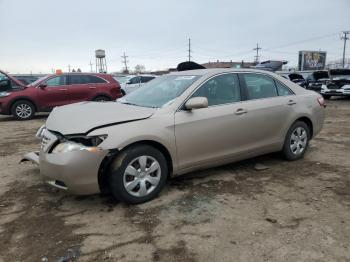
[95,49,107,73]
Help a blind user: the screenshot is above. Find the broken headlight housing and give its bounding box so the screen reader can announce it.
[51,135,107,154]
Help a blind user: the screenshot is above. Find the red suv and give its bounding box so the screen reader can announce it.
[0,71,122,120]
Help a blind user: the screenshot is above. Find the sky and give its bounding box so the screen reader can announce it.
[0,0,349,73]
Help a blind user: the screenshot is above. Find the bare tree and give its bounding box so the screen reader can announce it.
[134,64,146,74]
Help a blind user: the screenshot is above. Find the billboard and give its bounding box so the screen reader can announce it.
[298,51,327,71]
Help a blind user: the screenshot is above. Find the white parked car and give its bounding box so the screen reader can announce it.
[115,75,156,95]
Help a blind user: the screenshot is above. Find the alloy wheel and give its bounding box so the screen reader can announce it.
[123,155,161,197]
[290,127,307,155]
[15,104,32,119]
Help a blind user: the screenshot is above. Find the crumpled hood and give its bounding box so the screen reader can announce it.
[46,102,156,135]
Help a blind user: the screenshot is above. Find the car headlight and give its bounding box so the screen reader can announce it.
[52,141,99,153]
[51,135,107,154]
[0,91,10,98]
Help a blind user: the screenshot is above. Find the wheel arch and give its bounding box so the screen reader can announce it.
[97,140,173,194]
[295,116,314,138]
[9,97,38,113]
[91,93,112,101]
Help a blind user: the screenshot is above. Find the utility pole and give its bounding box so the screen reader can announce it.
[187,38,192,61]
[253,43,262,63]
[89,61,93,72]
[67,64,71,72]
[341,31,350,68]
[121,52,129,72]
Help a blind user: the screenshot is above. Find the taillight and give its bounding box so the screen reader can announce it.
[317,96,326,107]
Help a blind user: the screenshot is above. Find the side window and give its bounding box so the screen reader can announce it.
[191,73,241,106]
[88,75,107,84]
[276,81,294,96]
[46,76,67,87]
[129,77,141,84]
[243,74,278,100]
[141,76,155,83]
[70,75,90,85]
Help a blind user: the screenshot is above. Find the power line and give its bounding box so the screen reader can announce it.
[341,31,350,68]
[121,52,129,72]
[253,43,262,63]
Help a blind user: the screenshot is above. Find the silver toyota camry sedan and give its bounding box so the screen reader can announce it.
[23,69,325,204]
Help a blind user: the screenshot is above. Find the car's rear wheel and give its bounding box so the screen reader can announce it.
[93,95,111,102]
[108,145,168,204]
[11,100,35,120]
[282,121,310,161]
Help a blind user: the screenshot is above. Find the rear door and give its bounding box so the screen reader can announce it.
[237,73,296,153]
[36,75,69,109]
[68,74,93,103]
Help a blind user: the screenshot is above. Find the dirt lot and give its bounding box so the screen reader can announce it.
[0,99,349,262]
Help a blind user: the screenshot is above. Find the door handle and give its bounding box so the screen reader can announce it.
[235,108,248,115]
[89,86,96,89]
[287,100,296,106]
[59,88,67,91]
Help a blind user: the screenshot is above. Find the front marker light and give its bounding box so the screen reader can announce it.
[36,125,46,139]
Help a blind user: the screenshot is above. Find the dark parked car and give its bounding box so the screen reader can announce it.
[305,70,329,93]
[0,71,122,120]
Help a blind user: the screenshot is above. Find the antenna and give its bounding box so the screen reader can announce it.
[187,38,192,61]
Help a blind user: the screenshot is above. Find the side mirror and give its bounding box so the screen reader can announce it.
[185,97,208,110]
[39,83,47,89]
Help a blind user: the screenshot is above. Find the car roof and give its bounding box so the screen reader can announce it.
[169,68,279,77]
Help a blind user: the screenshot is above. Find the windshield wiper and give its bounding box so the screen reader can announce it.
[119,101,147,107]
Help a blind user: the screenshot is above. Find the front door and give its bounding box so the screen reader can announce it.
[175,73,247,171]
[36,75,69,110]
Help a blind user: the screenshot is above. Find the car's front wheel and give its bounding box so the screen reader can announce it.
[11,100,35,120]
[322,94,331,99]
[282,121,310,161]
[109,145,168,204]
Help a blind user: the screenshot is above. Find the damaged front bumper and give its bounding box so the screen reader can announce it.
[21,127,109,195]
[20,151,40,165]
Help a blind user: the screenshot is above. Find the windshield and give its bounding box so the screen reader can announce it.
[114,76,132,84]
[28,75,49,86]
[118,75,200,108]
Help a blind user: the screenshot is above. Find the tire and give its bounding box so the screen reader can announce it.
[121,89,126,96]
[108,145,168,204]
[11,100,35,120]
[282,121,310,161]
[322,95,331,99]
[93,95,111,102]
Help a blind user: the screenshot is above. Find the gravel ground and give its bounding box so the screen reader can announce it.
[0,99,349,262]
